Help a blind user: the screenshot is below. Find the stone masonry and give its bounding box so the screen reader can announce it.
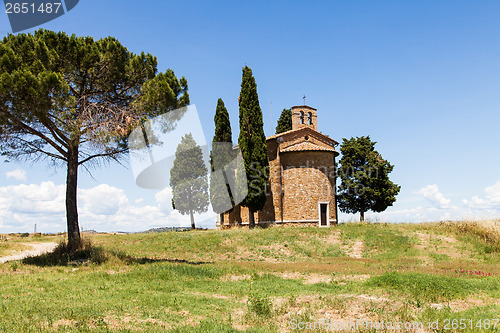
[217,105,339,229]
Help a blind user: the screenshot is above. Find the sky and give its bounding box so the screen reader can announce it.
[1,1,500,233]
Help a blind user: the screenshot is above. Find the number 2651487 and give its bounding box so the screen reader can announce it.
[5,2,62,14]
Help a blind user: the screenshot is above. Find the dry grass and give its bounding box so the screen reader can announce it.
[438,219,500,252]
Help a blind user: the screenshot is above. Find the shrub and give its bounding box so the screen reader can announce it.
[22,238,107,266]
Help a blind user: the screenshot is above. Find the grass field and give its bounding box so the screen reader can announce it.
[0,220,499,332]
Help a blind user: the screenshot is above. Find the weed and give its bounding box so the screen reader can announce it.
[247,295,273,318]
[9,260,19,271]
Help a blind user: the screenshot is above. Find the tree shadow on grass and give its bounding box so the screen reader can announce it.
[117,255,210,266]
[22,239,212,267]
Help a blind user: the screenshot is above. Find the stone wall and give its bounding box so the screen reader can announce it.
[281,150,337,224]
[219,146,338,229]
[291,105,317,131]
[218,110,339,230]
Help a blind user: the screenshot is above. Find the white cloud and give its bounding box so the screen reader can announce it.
[79,184,128,215]
[485,181,500,205]
[5,168,27,181]
[0,181,66,232]
[462,195,490,209]
[463,180,500,210]
[0,181,217,233]
[415,184,452,209]
[155,187,174,214]
[0,181,66,214]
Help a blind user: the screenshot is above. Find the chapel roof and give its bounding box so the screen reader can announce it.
[280,141,337,153]
[266,126,338,145]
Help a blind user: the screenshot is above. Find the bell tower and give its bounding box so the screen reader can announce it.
[291,105,317,131]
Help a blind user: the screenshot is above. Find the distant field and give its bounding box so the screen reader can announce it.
[0,233,64,257]
[0,220,499,332]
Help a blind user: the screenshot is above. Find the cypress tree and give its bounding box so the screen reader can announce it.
[210,98,234,219]
[275,108,292,134]
[170,133,209,229]
[237,66,269,228]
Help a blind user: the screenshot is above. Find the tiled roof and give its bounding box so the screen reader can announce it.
[266,127,339,145]
[266,128,301,140]
[280,141,337,153]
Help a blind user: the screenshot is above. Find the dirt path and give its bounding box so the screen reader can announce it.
[346,239,364,258]
[0,242,58,263]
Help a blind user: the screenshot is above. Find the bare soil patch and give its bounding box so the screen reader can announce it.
[413,232,470,261]
[343,239,364,258]
[0,242,58,263]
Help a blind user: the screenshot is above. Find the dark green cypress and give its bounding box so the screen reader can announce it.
[210,98,234,218]
[275,108,292,134]
[237,66,269,228]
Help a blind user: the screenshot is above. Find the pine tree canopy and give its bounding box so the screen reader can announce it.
[0,29,189,247]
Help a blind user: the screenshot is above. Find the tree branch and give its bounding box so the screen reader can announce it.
[37,114,70,149]
[8,137,67,162]
[78,148,128,165]
[3,112,68,158]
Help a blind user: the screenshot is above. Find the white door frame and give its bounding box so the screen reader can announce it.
[318,202,330,227]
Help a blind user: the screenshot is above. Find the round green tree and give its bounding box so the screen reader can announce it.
[337,136,401,222]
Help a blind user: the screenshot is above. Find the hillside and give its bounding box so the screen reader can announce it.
[0,220,499,332]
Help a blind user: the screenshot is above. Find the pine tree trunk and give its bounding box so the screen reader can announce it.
[248,207,255,229]
[66,147,81,250]
[360,210,365,222]
[190,209,195,230]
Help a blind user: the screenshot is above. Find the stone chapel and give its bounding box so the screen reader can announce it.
[217,105,339,228]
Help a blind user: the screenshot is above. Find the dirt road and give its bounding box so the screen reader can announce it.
[0,242,58,263]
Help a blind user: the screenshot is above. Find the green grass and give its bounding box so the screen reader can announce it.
[0,221,499,332]
[366,271,500,302]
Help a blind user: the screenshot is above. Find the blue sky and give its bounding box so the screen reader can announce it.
[1,1,500,232]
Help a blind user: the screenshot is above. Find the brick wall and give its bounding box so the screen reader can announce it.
[218,109,339,230]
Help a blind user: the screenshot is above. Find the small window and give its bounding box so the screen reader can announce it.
[305,135,309,141]
[307,112,312,125]
[299,111,304,124]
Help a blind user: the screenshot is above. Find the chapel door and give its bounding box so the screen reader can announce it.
[320,203,328,226]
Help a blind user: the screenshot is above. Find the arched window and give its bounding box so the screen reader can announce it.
[307,112,312,125]
[299,111,304,124]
